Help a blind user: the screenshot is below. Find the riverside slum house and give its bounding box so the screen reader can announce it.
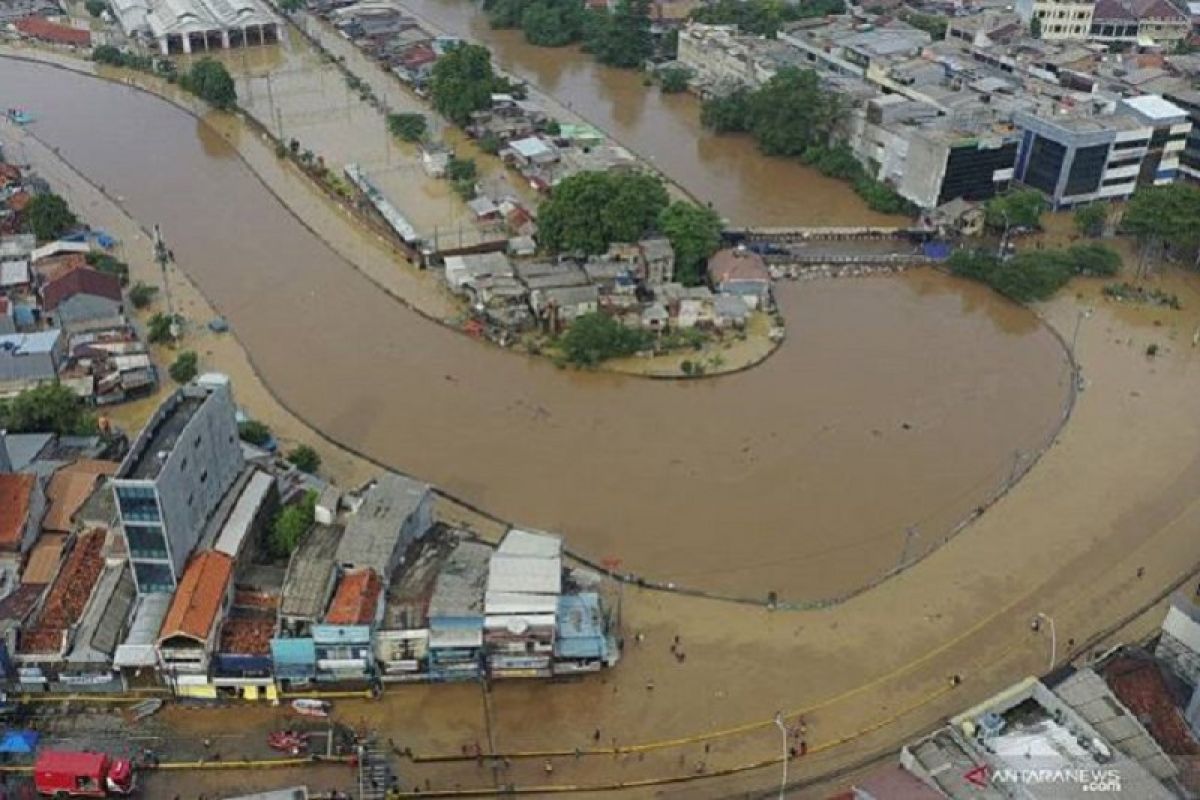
[322,2,459,91]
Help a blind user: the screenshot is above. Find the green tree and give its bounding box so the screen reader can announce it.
[1030,16,1042,38]
[0,383,97,436]
[430,44,510,127]
[659,66,689,93]
[387,112,428,142]
[25,193,77,241]
[520,0,586,46]
[538,171,669,254]
[1067,243,1121,276]
[85,0,107,16]
[129,281,158,309]
[585,0,653,67]
[747,68,843,156]
[657,202,722,285]
[269,490,317,558]
[984,189,1047,231]
[147,312,174,344]
[287,444,321,474]
[238,420,272,446]
[690,0,843,37]
[179,58,237,110]
[990,251,1073,302]
[86,252,130,285]
[446,156,478,200]
[1122,183,1200,267]
[700,88,752,133]
[1073,203,1106,238]
[559,312,651,365]
[169,351,199,383]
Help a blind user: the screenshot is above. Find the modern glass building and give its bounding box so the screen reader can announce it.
[112,381,244,594]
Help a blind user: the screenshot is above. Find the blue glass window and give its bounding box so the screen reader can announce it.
[125,524,168,559]
[116,486,161,522]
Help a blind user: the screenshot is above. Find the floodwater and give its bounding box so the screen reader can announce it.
[394,0,899,227]
[0,59,1070,600]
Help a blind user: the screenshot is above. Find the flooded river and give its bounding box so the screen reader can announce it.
[0,59,1071,600]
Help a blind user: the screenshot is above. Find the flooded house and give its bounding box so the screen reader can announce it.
[484,529,562,679]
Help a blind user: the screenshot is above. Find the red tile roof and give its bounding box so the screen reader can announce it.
[1104,656,1199,756]
[218,614,275,655]
[41,265,122,311]
[0,583,45,624]
[14,16,92,47]
[0,474,36,553]
[325,568,382,625]
[42,460,117,534]
[0,164,21,186]
[159,551,232,643]
[19,528,106,655]
[708,248,770,285]
[33,253,87,285]
[0,297,9,315]
[6,191,31,213]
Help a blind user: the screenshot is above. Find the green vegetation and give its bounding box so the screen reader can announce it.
[559,311,652,365]
[538,171,669,254]
[1073,203,1107,238]
[0,384,97,436]
[984,189,1047,231]
[269,490,317,558]
[899,10,946,39]
[657,201,722,286]
[387,112,428,142]
[85,0,107,16]
[238,420,273,447]
[147,312,175,344]
[168,351,199,384]
[278,0,304,11]
[691,0,843,37]
[287,444,322,474]
[25,193,77,241]
[948,243,1121,303]
[178,58,237,110]
[1121,183,1200,267]
[583,0,654,68]
[446,156,478,200]
[1030,16,1042,38]
[658,66,689,93]
[1102,282,1182,309]
[92,46,177,81]
[128,281,158,309]
[430,44,515,127]
[486,0,587,45]
[86,252,130,285]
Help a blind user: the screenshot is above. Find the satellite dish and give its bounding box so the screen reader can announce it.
[506,618,529,635]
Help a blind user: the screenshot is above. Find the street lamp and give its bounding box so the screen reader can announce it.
[1071,307,1093,358]
[1031,612,1057,672]
[773,712,788,800]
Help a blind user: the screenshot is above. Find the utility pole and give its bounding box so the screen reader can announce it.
[153,225,179,342]
[899,526,919,570]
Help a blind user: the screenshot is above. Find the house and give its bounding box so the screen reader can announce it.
[42,460,118,535]
[638,238,675,285]
[443,252,514,293]
[484,529,562,679]
[421,145,452,178]
[532,285,600,328]
[156,550,234,697]
[60,562,137,691]
[713,294,749,328]
[40,266,124,330]
[273,524,341,684]
[427,539,490,681]
[707,248,770,309]
[0,260,29,294]
[13,16,92,47]
[335,473,433,577]
[0,330,64,398]
[553,592,612,674]
[505,137,560,168]
[0,583,46,683]
[0,473,46,558]
[112,592,171,686]
[213,587,279,700]
[315,568,383,682]
[641,302,669,332]
[0,298,14,336]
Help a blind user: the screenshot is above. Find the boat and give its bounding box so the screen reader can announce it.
[267,730,308,755]
[290,699,331,718]
[129,698,162,721]
[5,109,34,125]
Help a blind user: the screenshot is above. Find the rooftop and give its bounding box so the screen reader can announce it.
[428,538,491,619]
[113,593,171,668]
[0,473,35,551]
[118,389,206,481]
[21,532,66,585]
[213,469,273,558]
[218,609,275,655]
[68,561,136,664]
[1121,94,1188,123]
[0,330,61,356]
[159,550,233,643]
[336,473,430,575]
[18,529,106,656]
[280,523,341,621]
[1104,655,1199,757]
[42,460,118,534]
[41,266,122,312]
[382,529,460,630]
[325,568,383,626]
[14,15,91,46]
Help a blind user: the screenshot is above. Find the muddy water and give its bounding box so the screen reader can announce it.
[0,59,1070,600]
[394,0,898,226]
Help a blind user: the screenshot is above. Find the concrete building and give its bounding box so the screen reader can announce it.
[112,382,244,595]
[0,0,63,23]
[1017,0,1095,40]
[335,473,433,577]
[0,331,64,399]
[484,529,562,679]
[111,0,282,55]
[1162,89,1200,182]
[1119,95,1191,185]
[426,539,489,681]
[1089,0,1190,44]
[156,549,233,696]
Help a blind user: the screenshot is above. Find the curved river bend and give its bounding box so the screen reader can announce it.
[0,59,1071,600]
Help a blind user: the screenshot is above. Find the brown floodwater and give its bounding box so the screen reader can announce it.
[365,0,900,227]
[0,59,1070,600]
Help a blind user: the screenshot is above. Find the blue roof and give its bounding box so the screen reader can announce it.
[556,636,605,659]
[0,330,60,355]
[270,637,316,665]
[0,730,38,754]
[555,592,608,659]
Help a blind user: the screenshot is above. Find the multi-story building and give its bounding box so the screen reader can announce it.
[1119,94,1192,184]
[1162,89,1200,182]
[1089,0,1190,44]
[112,381,244,595]
[1016,0,1096,40]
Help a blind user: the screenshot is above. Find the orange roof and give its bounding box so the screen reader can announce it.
[19,528,105,655]
[0,474,36,552]
[22,533,66,585]
[14,16,91,47]
[325,568,382,626]
[43,460,117,534]
[6,191,30,213]
[159,551,233,643]
[33,253,88,284]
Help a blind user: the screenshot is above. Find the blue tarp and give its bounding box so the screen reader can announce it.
[923,241,953,261]
[0,730,38,754]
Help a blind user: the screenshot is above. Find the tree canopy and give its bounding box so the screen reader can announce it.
[538,171,669,254]
[583,0,654,68]
[25,193,77,241]
[430,44,512,127]
[984,189,1047,231]
[0,383,97,436]
[1121,183,1200,264]
[657,201,722,286]
[238,420,272,447]
[1073,203,1107,238]
[659,66,689,93]
[269,490,316,558]
[948,243,1121,303]
[169,351,199,384]
[691,0,843,37]
[701,68,844,156]
[387,112,428,142]
[179,59,237,110]
[559,312,651,365]
[287,444,321,474]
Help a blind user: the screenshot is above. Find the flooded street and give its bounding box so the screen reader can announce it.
[393,0,900,226]
[0,59,1070,601]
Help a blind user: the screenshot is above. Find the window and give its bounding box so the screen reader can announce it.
[1113,138,1149,151]
[1102,175,1135,187]
[125,524,169,559]
[116,486,161,522]
[133,562,175,593]
[1108,155,1141,169]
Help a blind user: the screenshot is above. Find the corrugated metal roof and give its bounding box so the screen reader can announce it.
[113,593,171,667]
[214,470,273,558]
[69,562,136,663]
[336,473,430,575]
[427,540,490,619]
[484,591,559,615]
[487,556,561,596]
[496,528,562,558]
[428,628,482,648]
[280,524,340,621]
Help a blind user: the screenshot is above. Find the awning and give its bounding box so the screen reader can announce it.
[0,730,39,754]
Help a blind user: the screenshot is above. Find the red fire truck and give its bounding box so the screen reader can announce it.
[33,750,135,797]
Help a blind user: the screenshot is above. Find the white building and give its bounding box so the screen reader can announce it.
[111,0,282,55]
[1016,0,1096,40]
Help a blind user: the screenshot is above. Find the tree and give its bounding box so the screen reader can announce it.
[747,68,842,156]
[1122,183,1200,267]
[86,252,130,285]
[659,67,689,93]
[269,490,317,558]
[584,0,653,67]
[657,202,722,285]
[446,156,478,200]
[1030,16,1042,38]
[169,351,199,383]
[179,59,237,110]
[559,312,651,365]
[700,88,752,133]
[129,281,158,309]
[984,189,1047,231]
[85,0,107,16]
[1067,243,1121,276]
[147,312,174,344]
[690,0,843,37]
[0,383,97,436]
[538,171,669,254]
[25,193,77,241]
[287,444,321,473]
[387,112,428,142]
[430,44,510,127]
[520,0,586,46]
[1073,203,1106,238]
[238,420,272,446]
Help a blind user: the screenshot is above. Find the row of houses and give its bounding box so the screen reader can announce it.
[0,377,618,700]
[321,1,459,90]
[1,164,157,404]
